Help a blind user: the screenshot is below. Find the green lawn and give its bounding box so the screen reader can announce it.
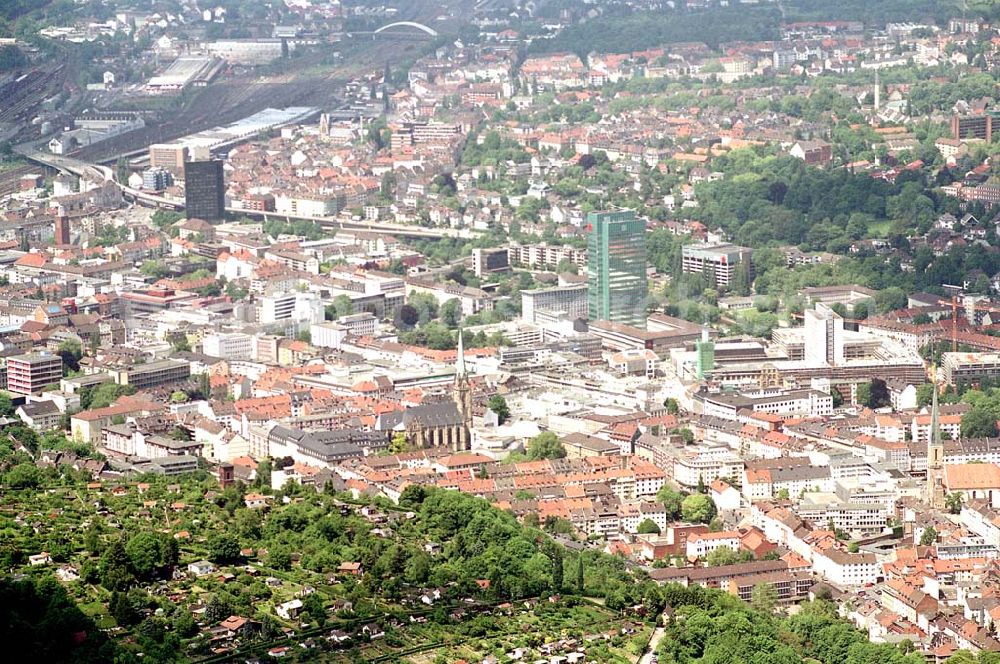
[79,601,103,613]
[866,219,892,238]
[79,600,111,622]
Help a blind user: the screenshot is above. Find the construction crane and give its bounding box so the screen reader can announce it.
[944,296,1000,351]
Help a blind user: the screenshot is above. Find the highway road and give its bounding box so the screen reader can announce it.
[17,146,477,240]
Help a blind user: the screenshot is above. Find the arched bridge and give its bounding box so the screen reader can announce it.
[373,21,439,37]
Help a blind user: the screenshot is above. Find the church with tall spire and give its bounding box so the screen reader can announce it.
[377,330,472,451]
[452,329,473,451]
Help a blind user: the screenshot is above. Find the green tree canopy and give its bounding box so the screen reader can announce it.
[962,408,999,438]
[207,533,241,564]
[681,493,717,524]
[637,518,661,535]
[487,395,510,424]
[656,485,684,520]
[526,431,566,460]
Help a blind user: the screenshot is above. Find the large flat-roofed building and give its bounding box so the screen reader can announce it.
[121,289,198,314]
[310,322,348,350]
[202,332,253,360]
[148,455,199,475]
[184,159,226,221]
[6,352,63,395]
[941,351,1000,386]
[522,283,587,323]
[145,56,222,94]
[112,359,191,390]
[800,284,876,308]
[587,209,647,327]
[647,313,713,343]
[681,243,753,289]
[149,143,189,177]
[205,39,286,65]
[149,108,317,183]
[694,387,834,421]
[589,316,710,356]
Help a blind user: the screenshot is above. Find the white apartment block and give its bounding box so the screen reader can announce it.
[619,502,669,534]
[507,243,586,269]
[681,243,752,288]
[259,292,324,325]
[337,312,377,337]
[274,193,341,217]
[668,446,743,490]
[696,388,833,422]
[797,501,889,535]
[686,531,741,559]
[202,331,253,360]
[310,322,349,350]
[812,550,880,586]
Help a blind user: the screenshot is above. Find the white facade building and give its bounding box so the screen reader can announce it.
[202,331,253,360]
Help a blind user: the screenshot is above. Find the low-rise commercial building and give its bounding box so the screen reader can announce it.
[111,360,191,390]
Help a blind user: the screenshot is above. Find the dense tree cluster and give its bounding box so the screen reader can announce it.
[79,382,137,410]
[656,585,923,664]
[656,485,718,525]
[533,6,782,57]
[0,44,27,71]
[0,575,121,662]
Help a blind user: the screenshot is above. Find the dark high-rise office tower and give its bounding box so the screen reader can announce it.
[587,209,647,328]
[184,159,225,221]
[54,209,70,245]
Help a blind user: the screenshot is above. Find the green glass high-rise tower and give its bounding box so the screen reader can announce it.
[587,209,647,328]
[695,330,715,379]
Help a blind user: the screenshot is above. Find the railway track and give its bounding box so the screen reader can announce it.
[0,164,42,197]
[0,66,63,127]
[75,37,419,163]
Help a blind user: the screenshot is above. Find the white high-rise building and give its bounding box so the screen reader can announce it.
[804,303,845,366]
[259,292,324,325]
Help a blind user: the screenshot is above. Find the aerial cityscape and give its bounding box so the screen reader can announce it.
[6,0,1000,662]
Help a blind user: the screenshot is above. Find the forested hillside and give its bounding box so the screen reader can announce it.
[1,477,937,663]
[532,0,963,57]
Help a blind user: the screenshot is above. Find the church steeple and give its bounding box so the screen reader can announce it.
[453,329,472,451]
[456,326,467,378]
